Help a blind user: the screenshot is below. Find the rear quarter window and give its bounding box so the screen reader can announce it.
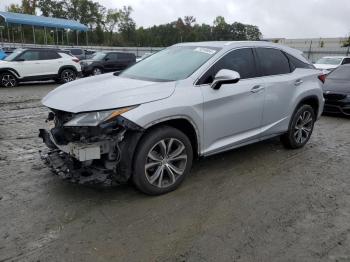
[284,52,314,71]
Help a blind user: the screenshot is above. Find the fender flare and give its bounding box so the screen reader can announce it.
[0,68,21,78]
[143,115,201,156]
[58,65,78,76]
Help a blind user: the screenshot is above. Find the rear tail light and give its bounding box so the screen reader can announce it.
[318,74,326,83]
[72,58,80,63]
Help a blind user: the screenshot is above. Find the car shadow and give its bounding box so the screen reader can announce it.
[46,136,284,202]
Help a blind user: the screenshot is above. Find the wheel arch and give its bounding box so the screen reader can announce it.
[0,68,20,78]
[142,117,201,158]
[58,65,78,76]
[295,95,320,118]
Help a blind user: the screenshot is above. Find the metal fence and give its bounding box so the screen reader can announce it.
[0,42,164,57]
[297,47,350,63]
[1,41,350,61]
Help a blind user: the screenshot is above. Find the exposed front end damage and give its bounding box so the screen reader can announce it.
[39,109,144,186]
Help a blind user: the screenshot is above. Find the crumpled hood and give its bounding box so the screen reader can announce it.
[42,73,176,113]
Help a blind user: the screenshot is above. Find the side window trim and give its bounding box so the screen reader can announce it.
[195,47,259,86]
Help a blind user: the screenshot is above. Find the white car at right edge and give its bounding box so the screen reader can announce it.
[313,56,350,74]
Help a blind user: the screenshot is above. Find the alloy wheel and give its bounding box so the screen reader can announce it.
[294,110,313,144]
[1,74,16,87]
[93,68,102,75]
[62,70,76,83]
[145,138,188,188]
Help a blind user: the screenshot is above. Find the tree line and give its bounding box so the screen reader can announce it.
[4,0,262,47]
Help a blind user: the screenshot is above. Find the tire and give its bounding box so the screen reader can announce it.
[132,126,193,195]
[0,72,18,88]
[60,69,76,84]
[281,104,315,149]
[92,67,103,76]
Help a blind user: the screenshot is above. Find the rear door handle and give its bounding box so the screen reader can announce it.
[295,79,303,86]
[251,85,264,93]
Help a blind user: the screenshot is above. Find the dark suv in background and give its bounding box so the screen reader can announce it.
[80,51,136,76]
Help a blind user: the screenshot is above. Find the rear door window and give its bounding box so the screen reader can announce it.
[106,53,118,61]
[40,51,61,60]
[198,48,258,85]
[255,48,291,76]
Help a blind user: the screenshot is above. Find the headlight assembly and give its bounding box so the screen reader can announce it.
[64,106,137,127]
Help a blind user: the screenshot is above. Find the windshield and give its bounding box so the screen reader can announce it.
[316,57,343,65]
[4,49,24,61]
[120,46,220,81]
[91,52,106,61]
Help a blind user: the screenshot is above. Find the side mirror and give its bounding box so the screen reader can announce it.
[211,69,240,90]
[15,58,25,62]
[104,57,110,61]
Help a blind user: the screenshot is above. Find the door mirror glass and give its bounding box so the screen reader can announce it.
[211,69,240,90]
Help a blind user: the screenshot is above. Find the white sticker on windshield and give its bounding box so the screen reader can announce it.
[194,47,216,55]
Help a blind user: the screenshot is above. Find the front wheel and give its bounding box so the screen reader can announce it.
[92,67,103,76]
[0,72,18,87]
[132,126,193,195]
[281,104,315,149]
[60,69,76,83]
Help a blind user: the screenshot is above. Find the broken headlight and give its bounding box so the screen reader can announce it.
[64,106,137,127]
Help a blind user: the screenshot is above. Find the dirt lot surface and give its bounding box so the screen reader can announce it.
[1,83,350,262]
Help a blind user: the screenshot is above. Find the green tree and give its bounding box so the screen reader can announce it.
[4,0,262,47]
[118,6,136,45]
[213,16,231,40]
[342,36,350,47]
[7,0,37,14]
[38,0,66,17]
[245,24,262,40]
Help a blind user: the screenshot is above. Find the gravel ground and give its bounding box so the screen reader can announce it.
[0,83,350,262]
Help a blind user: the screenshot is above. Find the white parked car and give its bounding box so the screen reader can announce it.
[0,48,82,87]
[313,56,350,74]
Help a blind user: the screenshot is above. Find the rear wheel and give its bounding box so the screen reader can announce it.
[132,126,193,195]
[281,104,315,149]
[60,69,76,83]
[0,72,17,87]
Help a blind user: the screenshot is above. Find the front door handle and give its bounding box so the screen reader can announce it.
[251,85,264,93]
[295,79,303,86]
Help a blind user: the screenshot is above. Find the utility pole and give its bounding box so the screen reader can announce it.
[0,26,4,47]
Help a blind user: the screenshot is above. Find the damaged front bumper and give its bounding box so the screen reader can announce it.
[39,111,143,186]
[39,149,116,186]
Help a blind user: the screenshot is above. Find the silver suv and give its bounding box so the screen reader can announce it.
[39,41,324,195]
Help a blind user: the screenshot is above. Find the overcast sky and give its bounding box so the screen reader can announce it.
[1,0,349,38]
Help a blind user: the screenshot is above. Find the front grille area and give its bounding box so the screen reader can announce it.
[51,109,75,127]
[323,93,347,101]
